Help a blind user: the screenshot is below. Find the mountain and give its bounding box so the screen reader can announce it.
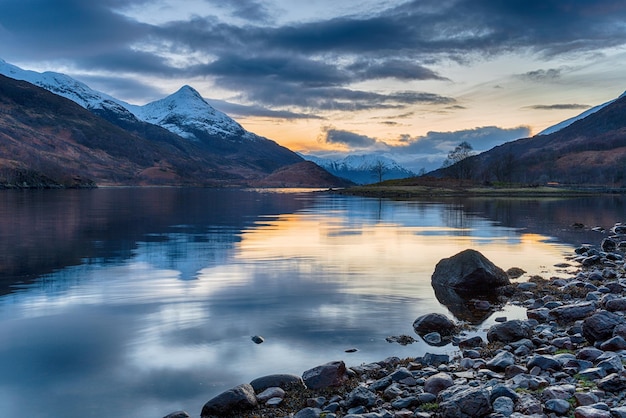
[252,161,354,188]
[0,59,303,175]
[0,73,346,188]
[434,92,626,185]
[538,91,626,135]
[301,154,415,184]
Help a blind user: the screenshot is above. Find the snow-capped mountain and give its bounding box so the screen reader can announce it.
[0,59,258,143]
[301,154,415,184]
[538,90,626,135]
[126,85,256,142]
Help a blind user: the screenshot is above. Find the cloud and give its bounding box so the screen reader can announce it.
[319,127,379,147]
[519,68,563,82]
[206,99,324,120]
[525,103,591,110]
[311,125,532,172]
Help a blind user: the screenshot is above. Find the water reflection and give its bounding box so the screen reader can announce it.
[0,190,623,418]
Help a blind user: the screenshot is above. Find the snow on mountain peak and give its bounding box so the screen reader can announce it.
[0,58,256,143]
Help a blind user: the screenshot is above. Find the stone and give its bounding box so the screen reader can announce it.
[492,396,514,417]
[549,302,596,323]
[576,347,603,361]
[611,406,626,418]
[574,405,612,418]
[302,361,348,390]
[431,249,510,290]
[438,386,492,418]
[582,310,625,343]
[597,373,626,393]
[163,412,191,418]
[486,351,515,371]
[515,394,543,415]
[423,332,442,345]
[201,383,258,418]
[413,313,457,336]
[294,407,322,418]
[604,298,626,312]
[421,352,449,367]
[545,398,571,415]
[458,335,484,349]
[487,320,533,343]
[250,374,305,392]
[423,372,454,395]
[599,335,626,351]
[601,238,617,252]
[527,354,561,371]
[251,335,264,344]
[345,386,377,408]
[257,387,285,402]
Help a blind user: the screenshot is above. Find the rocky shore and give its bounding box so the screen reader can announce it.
[165,223,626,418]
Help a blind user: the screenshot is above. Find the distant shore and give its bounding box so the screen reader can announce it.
[330,177,626,199]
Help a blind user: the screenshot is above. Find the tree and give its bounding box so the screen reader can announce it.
[370,160,388,183]
[443,141,475,179]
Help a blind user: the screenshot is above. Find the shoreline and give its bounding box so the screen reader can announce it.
[167,223,626,418]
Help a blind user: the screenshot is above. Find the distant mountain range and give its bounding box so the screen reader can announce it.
[0,59,351,188]
[302,154,415,184]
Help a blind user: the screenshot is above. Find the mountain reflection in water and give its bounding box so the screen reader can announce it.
[0,189,623,418]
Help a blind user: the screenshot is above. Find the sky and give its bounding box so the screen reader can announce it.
[1,0,626,172]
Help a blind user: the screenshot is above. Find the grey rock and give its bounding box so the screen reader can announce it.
[576,347,604,361]
[257,387,285,402]
[527,354,561,371]
[250,374,305,392]
[597,373,626,393]
[573,405,612,418]
[294,407,322,418]
[458,335,484,349]
[438,386,492,418]
[431,249,510,290]
[549,302,596,323]
[423,332,442,345]
[423,372,454,395]
[492,396,514,417]
[515,394,543,415]
[597,355,624,374]
[389,367,412,382]
[486,351,515,371]
[251,335,264,344]
[599,335,626,351]
[545,398,571,415]
[582,310,625,343]
[413,313,457,336]
[421,352,450,366]
[201,383,258,418]
[611,406,626,418]
[577,367,607,380]
[487,320,533,343]
[302,361,348,390]
[266,397,283,407]
[346,386,377,408]
[604,298,626,312]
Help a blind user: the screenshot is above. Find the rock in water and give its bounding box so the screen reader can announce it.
[413,313,457,336]
[431,249,510,290]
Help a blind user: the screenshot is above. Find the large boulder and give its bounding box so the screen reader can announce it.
[302,361,348,390]
[201,383,258,418]
[431,249,510,291]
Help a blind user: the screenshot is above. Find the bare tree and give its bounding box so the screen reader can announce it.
[443,141,475,179]
[370,160,389,183]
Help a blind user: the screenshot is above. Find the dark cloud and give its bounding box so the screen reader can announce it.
[320,127,379,147]
[206,99,323,120]
[526,103,591,110]
[2,0,626,113]
[519,68,563,82]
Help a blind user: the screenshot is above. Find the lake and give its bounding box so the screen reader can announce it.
[0,188,624,418]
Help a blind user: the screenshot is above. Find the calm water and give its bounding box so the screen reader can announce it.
[0,188,624,418]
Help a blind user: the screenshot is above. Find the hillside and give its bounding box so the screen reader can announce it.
[433,94,626,186]
[0,75,346,188]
